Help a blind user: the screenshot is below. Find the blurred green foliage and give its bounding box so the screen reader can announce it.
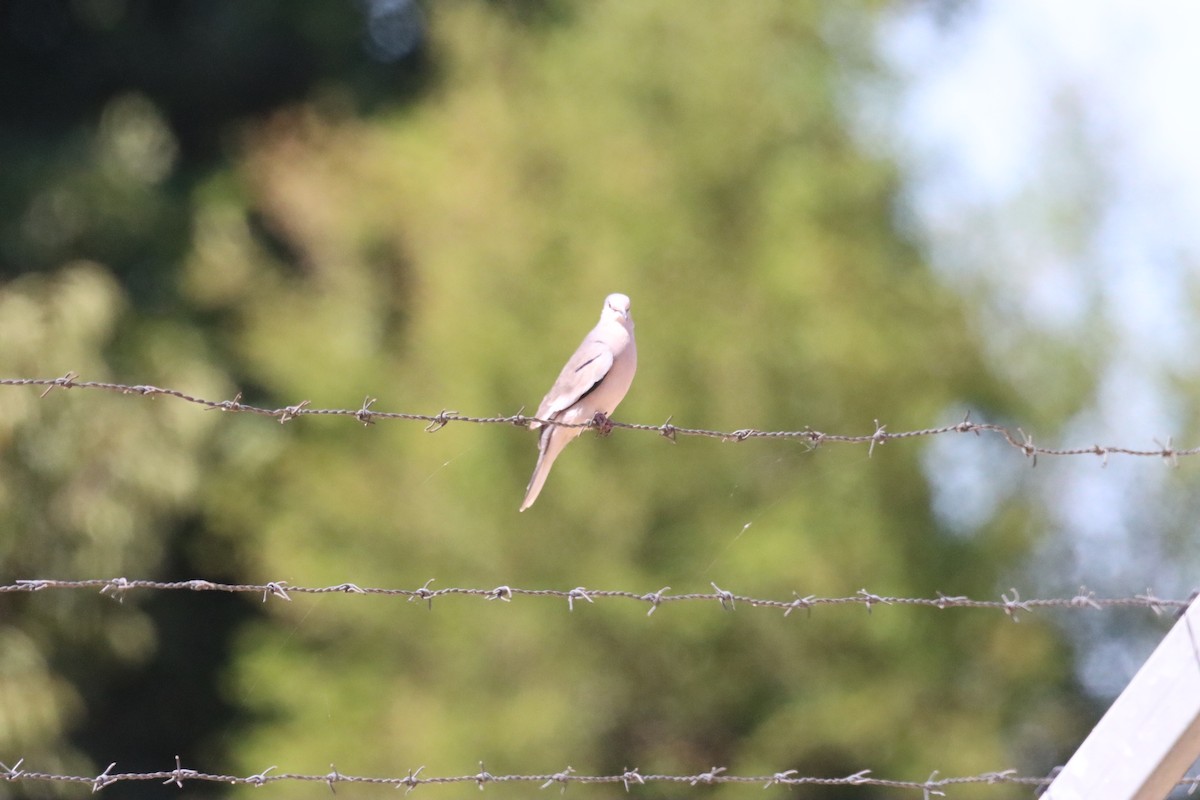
[0,1,1090,798]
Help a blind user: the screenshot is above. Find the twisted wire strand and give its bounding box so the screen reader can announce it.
[1,578,1186,621]
[0,756,1090,794]
[2,374,1197,462]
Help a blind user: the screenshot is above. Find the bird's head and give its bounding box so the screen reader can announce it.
[603,293,633,324]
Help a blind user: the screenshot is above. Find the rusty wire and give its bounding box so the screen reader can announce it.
[2,373,1198,463]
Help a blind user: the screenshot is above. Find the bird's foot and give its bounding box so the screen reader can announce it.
[592,411,614,437]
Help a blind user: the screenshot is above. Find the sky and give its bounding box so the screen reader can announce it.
[870,0,1200,698]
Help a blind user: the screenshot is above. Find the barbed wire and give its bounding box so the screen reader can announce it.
[1,578,1187,621]
[5,378,1192,799]
[0,756,1076,795]
[2,373,1197,463]
[5,757,1200,796]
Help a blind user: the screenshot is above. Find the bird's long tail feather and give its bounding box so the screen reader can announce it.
[520,424,573,511]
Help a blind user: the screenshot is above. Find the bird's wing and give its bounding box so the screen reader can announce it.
[535,336,615,421]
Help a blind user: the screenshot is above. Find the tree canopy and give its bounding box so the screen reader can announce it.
[1,3,1094,798]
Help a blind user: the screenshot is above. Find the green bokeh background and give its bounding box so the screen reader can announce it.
[1,2,1101,798]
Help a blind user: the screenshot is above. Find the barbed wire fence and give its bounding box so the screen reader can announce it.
[0,578,1190,620]
[0,757,1066,795]
[3,374,1197,796]
[3,373,1199,463]
[2,758,1199,796]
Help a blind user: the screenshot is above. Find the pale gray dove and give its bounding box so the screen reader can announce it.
[520,293,638,511]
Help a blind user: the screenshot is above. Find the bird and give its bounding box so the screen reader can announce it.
[520,293,638,511]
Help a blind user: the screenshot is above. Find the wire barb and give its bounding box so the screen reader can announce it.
[410,579,437,610]
[710,582,735,611]
[326,765,342,795]
[1069,587,1102,610]
[540,766,575,793]
[99,577,130,602]
[213,391,244,412]
[90,762,117,793]
[784,594,816,618]
[356,397,377,426]
[621,768,644,791]
[763,770,797,788]
[164,755,196,788]
[402,766,425,795]
[38,371,77,398]
[935,592,967,609]
[922,770,946,799]
[567,587,593,612]
[1155,436,1180,467]
[868,420,887,457]
[857,589,891,614]
[246,765,277,787]
[474,762,493,791]
[982,769,1017,783]
[1001,588,1032,622]
[278,400,310,424]
[689,766,727,786]
[425,410,458,433]
[642,586,671,616]
[1017,428,1038,466]
[1136,589,1167,616]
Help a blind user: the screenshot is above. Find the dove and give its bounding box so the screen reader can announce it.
[520,293,638,511]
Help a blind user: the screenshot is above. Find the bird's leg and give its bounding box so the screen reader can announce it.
[591,411,614,437]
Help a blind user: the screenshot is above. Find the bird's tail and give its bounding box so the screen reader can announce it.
[520,424,572,511]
